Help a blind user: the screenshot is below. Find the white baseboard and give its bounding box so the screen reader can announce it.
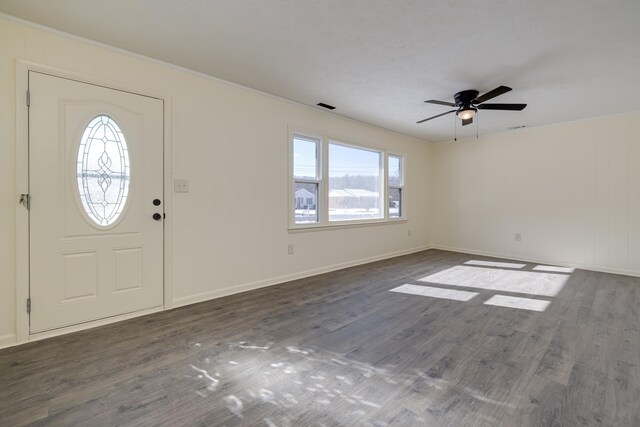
[0,334,17,350]
[431,244,640,278]
[172,245,432,308]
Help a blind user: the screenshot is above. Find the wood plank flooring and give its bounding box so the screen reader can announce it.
[1,249,640,426]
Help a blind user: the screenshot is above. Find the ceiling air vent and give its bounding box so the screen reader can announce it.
[316,102,336,110]
[507,125,527,130]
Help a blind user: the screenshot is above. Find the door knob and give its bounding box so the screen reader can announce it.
[153,213,162,221]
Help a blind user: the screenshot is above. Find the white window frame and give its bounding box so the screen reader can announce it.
[291,133,322,225]
[387,154,405,220]
[289,130,407,230]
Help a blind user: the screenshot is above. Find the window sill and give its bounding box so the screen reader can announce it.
[288,218,407,233]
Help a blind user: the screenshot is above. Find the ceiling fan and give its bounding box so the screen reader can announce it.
[417,86,527,126]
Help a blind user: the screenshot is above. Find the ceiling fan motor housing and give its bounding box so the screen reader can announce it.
[454,90,479,107]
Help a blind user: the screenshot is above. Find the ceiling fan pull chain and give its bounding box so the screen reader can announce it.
[454,114,457,142]
[476,112,479,139]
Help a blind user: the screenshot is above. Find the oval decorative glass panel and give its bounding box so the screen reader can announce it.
[76,115,130,226]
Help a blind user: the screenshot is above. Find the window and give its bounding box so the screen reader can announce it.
[388,155,403,218]
[292,135,320,224]
[290,132,405,228]
[328,142,382,222]
[77,115,130,227]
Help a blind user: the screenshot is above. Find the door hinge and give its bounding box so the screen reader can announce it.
[19,193,31,210]
[26,90,30,107]
[26,298,31,314]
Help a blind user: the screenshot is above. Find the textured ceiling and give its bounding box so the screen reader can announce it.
[1,0,639,142]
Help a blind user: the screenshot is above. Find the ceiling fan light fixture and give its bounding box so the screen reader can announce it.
[457,107,477,120]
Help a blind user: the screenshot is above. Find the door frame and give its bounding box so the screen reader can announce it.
[15,60,174,343]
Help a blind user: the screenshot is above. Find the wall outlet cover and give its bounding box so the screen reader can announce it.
[174,179,189,193]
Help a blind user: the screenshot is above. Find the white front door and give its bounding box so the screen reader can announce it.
[28,71,164,333]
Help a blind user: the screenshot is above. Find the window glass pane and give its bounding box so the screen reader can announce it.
[294,182,318,223]
[293,136,318,179]
[328,143,382,221]
[77,115,130,227]
[388,188,402,218]
[388,155,402,187]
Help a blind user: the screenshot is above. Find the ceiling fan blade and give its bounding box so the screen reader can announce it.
[416,109,456,124]
[424,99,456,107]
[477,103,527,111]
[462,118,473,126]
[473,86,512,104]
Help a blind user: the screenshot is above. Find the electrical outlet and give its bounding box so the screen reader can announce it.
[288,244,294,255]
[515,233,522,242]
[174,179,189,193]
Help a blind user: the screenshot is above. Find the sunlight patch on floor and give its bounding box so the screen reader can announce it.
[533,265,575,273]
[390,284,479,301]
[419,266,568,297]
[483,295,551,312]
[464,260,526,269]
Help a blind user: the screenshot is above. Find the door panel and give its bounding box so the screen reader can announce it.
[29,72,164,333]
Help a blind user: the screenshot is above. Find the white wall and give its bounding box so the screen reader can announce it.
[6,14,639,351]
[430,112,640,275]
[0,17,431,347]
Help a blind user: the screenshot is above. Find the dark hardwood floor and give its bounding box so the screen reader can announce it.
[1,249,640,426]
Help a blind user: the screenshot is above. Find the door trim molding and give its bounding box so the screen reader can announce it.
[15,60,173,345]
[15,61,29,344]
